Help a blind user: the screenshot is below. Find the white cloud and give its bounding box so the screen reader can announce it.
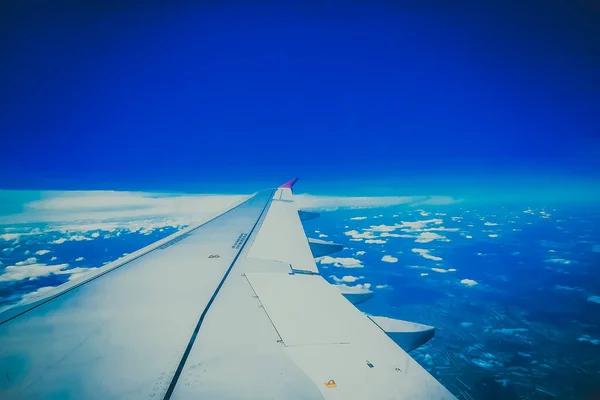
[50,256,57,261]
[375,284,389,289]
[0,263,70,282]
[0,233,22,242]
[1,191,249,225]
[18,286,57,303]
[555,285,583,292]
[381,255,398,263]
[431,268,448,273]
[545,258,578,265]
[419,211,430,216]
[380,232,414,238]
[577,335,600,345]
[50,235,92,244]
[484,222,498,226]
[587,296,600,304]
[460,278,478,286]
[412,248,443,261]
[318,233,328,238]
[366,224,397,232]
[355,251,366,256]
[414,232,448,243]
[294,195,460,211]
[317,256,363,268]
[344,230,376,240]
[448,268,456,272]
[398,219,444,231]
[335,283,372,293]
[420,273,429,276]
[75,257,84,262]
[15,257,38,266]
[488,234,499,238]
[91,232,100,238]
[466,235,473,239]
[330,275,364,283]
[35,249,51,255]
[492,328,528,335]
[350,216,368,220]
[365,239,387,244]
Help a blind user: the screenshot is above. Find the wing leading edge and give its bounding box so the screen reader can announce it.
[0,180,457,399]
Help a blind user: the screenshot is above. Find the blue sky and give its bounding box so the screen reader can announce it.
[1,1,599,199]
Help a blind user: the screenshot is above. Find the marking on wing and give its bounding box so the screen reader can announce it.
[0,195,256,327]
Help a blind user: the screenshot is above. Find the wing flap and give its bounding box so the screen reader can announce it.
[246,272,456,399]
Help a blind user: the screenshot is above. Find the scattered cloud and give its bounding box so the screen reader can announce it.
[380,232,414,238]
[555,285,583,292]
[375,284,389,289]
[431,268,449,273]
[484,222,498,226]
[18,286,57,303]
[412,248,443,261]
[466,235,473,239]
[545,258,578,265]
[335,283,372,293]
[75,256,84,262]
[15,257,38,266]
[355,251,366,256]
[577,335,600,345]
[317,256,363,268]
[51,235,92,244]
[365,239,387,244]
[471,358,502,369]
[460,278,478,286]
[488,234,499,238]
[50,256,58,261]
[330,275,364,284]
[295,195,461,211]
[420,272,429,276]
[448,268,456,272]
[344,230,376,240]
[492,328,528,335]
[0,233,21,242]
[0,263,71,282]
[35,249,51,255]
[366,225,397,232]
[381,255,398,263]
[350,216,368,220]
[587,296,600,304]
[318,233,328,238]
[1,191,249,225]
[415,232,449,243]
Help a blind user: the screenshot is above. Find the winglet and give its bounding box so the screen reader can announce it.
[279,178,298,189]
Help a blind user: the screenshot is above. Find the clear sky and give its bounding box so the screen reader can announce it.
[1,1,599,199]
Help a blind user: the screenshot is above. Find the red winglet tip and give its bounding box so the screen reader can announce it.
[279,178,298,189]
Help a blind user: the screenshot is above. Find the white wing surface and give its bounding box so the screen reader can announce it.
[0,180,456,399]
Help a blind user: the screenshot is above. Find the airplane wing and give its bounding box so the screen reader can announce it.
[0,179,456,399]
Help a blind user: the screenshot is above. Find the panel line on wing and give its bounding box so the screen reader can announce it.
[163,190,275,400]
